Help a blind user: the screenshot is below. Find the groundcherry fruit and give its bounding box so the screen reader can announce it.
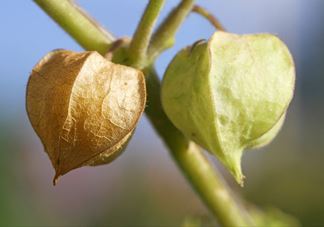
[161,31,295,185]
[26,50,146,184]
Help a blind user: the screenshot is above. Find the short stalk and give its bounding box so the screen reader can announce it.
[192,5,226,31]
[127,0,165,68]
[148,0,195,62]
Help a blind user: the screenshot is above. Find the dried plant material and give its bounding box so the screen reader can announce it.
[161,32,295,185]
[26,50,146,184]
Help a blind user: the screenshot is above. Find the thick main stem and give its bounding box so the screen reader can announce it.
[144,68,252,226]
[33,1,251,226]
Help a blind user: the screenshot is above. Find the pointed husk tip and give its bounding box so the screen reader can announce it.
[224,151,245,186]
[53,172,61,186]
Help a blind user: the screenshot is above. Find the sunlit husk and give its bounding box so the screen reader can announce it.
[26,50,146,183]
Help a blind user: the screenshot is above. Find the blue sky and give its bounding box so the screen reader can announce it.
[0,0,301,118]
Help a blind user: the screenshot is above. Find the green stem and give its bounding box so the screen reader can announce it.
[192,5,226,31]
[34,0,114,55]
[127,0,165,68]
[148,0,195,62]
[34,1,252,226]
[144,67,252,227]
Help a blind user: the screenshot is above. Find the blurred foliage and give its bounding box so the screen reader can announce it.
[0,123,46,225]
[248,206,300,227]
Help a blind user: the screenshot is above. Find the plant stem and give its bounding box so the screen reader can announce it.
[144,67,252,226]
[127,0,165,68]
[148,0,195,62]
[192,5,226,31]
[33,0,114,55]
[34,1,252,226]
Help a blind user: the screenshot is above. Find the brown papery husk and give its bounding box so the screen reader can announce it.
[26,50,146,184]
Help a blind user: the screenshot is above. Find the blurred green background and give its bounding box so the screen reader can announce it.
[1,1,323,226]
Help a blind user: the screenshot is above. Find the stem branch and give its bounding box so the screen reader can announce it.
[127,0,165,68]
[34,0,114,55]
[192,5,226,31]
[148,0,195,62]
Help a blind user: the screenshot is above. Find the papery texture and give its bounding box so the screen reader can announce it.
[162,32,295,184]
[26,50,146,183]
